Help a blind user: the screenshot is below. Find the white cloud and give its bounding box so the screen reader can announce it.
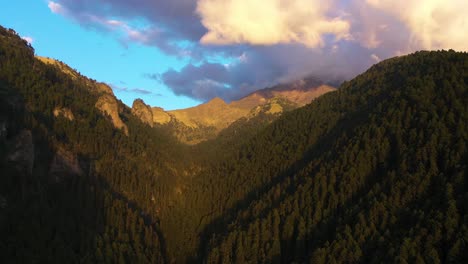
[370,53,381,62]
[21,36,34,45]
[48,1,65,14]
[197,0,350,48]
[366,0,468,51]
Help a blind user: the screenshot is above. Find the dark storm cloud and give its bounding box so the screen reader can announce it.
[159,42,372,102]
[161,63,234,101]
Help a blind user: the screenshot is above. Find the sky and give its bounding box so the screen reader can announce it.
[1,0,467,110]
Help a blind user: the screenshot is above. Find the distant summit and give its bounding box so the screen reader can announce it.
[132,79,335,144]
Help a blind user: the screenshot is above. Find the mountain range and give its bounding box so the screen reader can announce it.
[1,25,467,263]
[38,54,335,144]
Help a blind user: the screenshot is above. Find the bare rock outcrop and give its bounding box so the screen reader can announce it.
[152,107,172,125]
[49,146,83,182]
[53,107,75,121]
[93,82,114,95]
[132,99,154,127]
[95,94,128,135]
[6,130,35,176]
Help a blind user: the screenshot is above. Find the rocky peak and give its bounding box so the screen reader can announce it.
[206,97,227,107]
[93,82,114,95]
[132,99,154,127]
[95,94,128,135]
[151,107,172,125]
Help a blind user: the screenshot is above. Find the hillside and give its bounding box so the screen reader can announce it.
[1,25,467,264]
[195,50,468,263]
[0,26,188,263]
[158,50,468,262]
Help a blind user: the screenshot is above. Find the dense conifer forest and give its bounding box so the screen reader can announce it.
[1,26,467,263]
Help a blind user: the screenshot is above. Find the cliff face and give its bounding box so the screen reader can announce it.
[37,56,128,135]
[151,107,171,124]
[6,130,35,176]
[95,94,128,135]
[49,146,83,182]
[131,99,154,127]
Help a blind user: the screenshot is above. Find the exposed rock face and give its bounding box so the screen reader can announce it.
[93,82,114,95]
[95,94,128,135]
[53,107,74,121]
[36,56,79,79]
[7,130,34,176]
[152,107,171,124]
[38,56,114,95]
[49,146,83,182]
[132,99,154,127]
[36,56,129,135]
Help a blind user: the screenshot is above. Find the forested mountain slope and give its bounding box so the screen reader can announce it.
[195,50,468,263]
[1,24,467,264]
[0,26,192,263]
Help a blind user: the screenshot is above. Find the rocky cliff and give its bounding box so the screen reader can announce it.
[95,94,128,135]
[131,99,154,127]
[37,56,128,135]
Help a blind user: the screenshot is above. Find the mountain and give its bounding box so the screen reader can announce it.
[1,25,467,264]
[36,54,335,145]
[132,80,335,144]
[0,26,185,263]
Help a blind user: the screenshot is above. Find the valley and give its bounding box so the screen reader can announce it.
[1,26,467,264]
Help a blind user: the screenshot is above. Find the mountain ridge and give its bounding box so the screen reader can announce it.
[33,55,335,144]
[133,81,335,144]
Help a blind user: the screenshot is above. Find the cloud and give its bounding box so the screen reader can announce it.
[197,0,350,48]
[49,0,468,103]
[160,42,367,102]
[370,53,381,62]
[161,63,233,101]
[48,1,65,14]
[131,88,153,95]
[366,0,468,51]
[48,0,205,56]
[21,36,34,45]
[110,84,153,95]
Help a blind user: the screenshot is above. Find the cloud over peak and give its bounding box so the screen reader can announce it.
[21,36,34,45]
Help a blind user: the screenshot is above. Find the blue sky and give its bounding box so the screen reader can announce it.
[1,0,466,110]
[0,0,200,110]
